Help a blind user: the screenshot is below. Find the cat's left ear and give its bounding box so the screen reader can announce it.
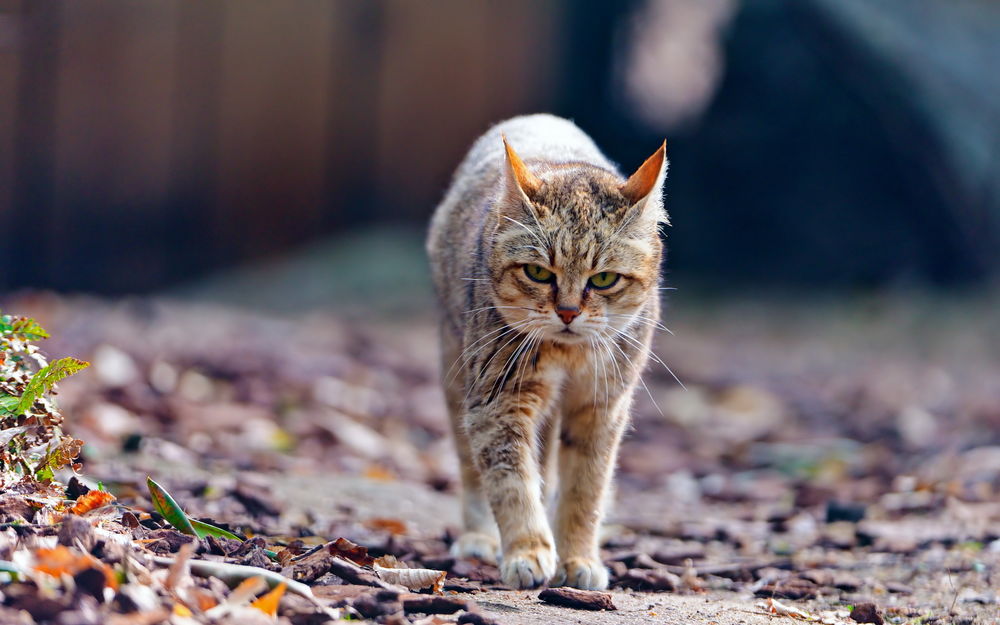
[620,141,669,225]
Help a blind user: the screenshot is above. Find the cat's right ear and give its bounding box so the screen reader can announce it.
[502,136,541,198]
[501,135,541,206]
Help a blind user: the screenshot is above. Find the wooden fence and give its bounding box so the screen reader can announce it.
[0,0,564,291]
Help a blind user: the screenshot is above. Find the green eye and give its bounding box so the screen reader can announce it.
[524,264,554,283]
[588,271,619,289]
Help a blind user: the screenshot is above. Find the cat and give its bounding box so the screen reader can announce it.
[427,114,667,590]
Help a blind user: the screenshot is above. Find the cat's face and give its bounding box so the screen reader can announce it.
[487,141,667,346]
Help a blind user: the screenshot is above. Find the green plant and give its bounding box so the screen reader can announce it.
[0,312,89,485]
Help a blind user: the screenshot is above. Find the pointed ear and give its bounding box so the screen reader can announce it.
[502,135,541,198]
[621,140,668,205]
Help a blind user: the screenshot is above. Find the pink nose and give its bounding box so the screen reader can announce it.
[556,307,580,325]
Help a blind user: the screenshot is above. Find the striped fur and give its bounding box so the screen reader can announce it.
[427,114,667,590]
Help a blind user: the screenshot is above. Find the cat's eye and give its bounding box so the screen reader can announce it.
[524,264,555,283]
[588,271,619,289]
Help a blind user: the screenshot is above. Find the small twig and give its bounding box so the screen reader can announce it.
[148,554,339,619]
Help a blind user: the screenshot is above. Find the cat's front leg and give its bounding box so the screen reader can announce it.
[465,382,559,589]
[551,395,630,590]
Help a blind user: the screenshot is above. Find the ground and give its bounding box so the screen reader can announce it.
[1,288,998,624]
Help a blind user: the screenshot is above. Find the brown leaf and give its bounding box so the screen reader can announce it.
[329,537,375,566]
[538,587,616,611]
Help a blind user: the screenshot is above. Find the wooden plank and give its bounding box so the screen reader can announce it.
[9,0,60,289]
[214,0,336,263]
[372,0,561,222]
[0,2,22,267]
[48,0,179,290]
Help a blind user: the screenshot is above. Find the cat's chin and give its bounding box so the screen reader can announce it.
[546,328,590,345]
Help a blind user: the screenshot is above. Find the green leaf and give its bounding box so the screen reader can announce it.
[147,476,197,536]
[190,518,243,541]
[6,317,49,341]
[16,357,89,414]
[0,395,19,414]
[34,466,54,482]
[146,478,278,560]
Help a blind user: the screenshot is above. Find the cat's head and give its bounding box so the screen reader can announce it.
[487,137,667,345]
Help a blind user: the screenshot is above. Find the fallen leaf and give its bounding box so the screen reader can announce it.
[363,465,396,481]
[364,517,408,535]
[250,581,286,617]
[374,559,446,593]
[69,489,116,515]
[330,537,375,566]
[760,598,819,621]
[32,546,118,590]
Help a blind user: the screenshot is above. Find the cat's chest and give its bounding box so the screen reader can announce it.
[536,340,621,381]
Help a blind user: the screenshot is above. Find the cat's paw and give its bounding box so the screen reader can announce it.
[450,531,499,564]
[550,557,610,590]
[499,544,557,589]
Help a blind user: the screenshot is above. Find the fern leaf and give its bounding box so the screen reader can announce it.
[16,357,89,414]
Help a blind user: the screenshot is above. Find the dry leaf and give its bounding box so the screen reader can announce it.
[374,556,446,593]
[33,545,118,590]
[364,517,408,535]
[250,581,286,617]
[205,575,268,619]
[761,598,818,621]
[411,616,458,625]
[69,490,116,515]
[329,537,375,566]
[363,465,396,481]
[165,542,194,591]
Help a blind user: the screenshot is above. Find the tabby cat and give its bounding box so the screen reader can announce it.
[427,114,667,590]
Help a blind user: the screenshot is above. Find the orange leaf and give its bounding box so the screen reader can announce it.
[363,465,395,481]
[33,546,118,590]
[364,517,408,535]
[250,582,286,617]
[173,603,193,617]
[69,490,116,515]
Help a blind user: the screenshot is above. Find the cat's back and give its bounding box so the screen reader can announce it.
[427,115,617,305]
[459,114,616,178]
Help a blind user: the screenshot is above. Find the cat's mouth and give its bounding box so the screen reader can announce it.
[549,327,588,344]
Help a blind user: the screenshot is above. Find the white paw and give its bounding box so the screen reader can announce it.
[500,545,557,589]
[450,531,499,564]
[550,557,610,590]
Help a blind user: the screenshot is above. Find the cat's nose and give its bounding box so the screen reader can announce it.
[556,307,581,325]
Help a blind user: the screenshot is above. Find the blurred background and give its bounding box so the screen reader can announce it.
[2,0,999,300]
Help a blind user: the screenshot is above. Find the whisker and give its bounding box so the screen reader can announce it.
[463,305,534,316]
[502,216,547,249]
[488,328,537,402]
[445,320,532,384]
[601,330,665,417]
[463,328,528,405]
[606,313,674,335]
[514,329,541,408]
[606,325,686,391]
